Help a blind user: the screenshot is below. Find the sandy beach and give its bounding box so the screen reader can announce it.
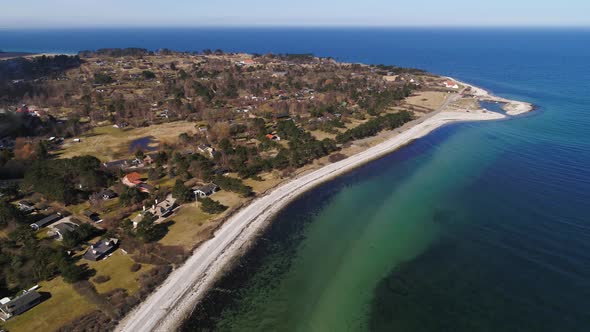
[115,83,531,332]
[449,77,534,115]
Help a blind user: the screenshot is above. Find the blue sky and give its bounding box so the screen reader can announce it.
[2,0,589,28]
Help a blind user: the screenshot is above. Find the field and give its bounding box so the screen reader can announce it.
[86,251,146,295]
[404,91,450,111]
[1,278,96,332]
[158,204,218,249]
[57,121,198,161]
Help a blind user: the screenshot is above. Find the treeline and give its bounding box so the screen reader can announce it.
[336,111,414,143]
[372,64,427,75]
[23,156,109,204]
[363,85,414,116]
[79,48,152,58]
[0,223,91,294]
[0,55,81,82]
[273,120,338,169]
[0,55,82,103]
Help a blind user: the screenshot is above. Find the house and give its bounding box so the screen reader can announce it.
[143,153,156,165]
[83,238,119,261]
[93,188,117,200]
[52,222,78,240]
[30,213,62,231]
[193,183,219,199]
[149,197,177,219]
[83,210,102,223]
[102,159,131,170]
[137,183,155,194]
[444,80,459,89]
[0,290,42,321]
[265,134,281,141]
[133,197,178,226]
[197,144,215,158]
[17,200,36,214]
[122,172,143,187]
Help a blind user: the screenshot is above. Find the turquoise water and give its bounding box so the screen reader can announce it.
[2,28,589,331]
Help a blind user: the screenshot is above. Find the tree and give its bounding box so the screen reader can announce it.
[23,156,106,204]
[60,262,86,283]
[135,212,166,243]
[119,187,144,207]
[148,168,161,181]
[200,197,227,214]
[0,201,22,229]
[134,149,145,160]
[62,223,100,249]
[172,180,191,203]
[142,70,156,79]
[94,73,114,85]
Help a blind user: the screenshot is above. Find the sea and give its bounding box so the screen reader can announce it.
[2,28,589,331]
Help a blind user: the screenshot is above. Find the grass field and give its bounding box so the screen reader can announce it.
[404,91,449,111]
[86,251,145,295]
[57,121,198,161]
[159,204,217,249]
[1,278,96,332]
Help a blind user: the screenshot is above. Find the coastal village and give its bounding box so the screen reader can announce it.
[0,49,495,331]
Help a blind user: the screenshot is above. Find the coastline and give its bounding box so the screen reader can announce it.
[115,83,533,332]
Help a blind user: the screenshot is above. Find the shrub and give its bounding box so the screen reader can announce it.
[93,275,111,284]
[130,263,142,272]
[200,197,228,214]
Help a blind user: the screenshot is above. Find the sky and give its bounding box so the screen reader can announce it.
[2,0,590,28]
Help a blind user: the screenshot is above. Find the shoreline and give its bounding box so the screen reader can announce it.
[115,83,533,332]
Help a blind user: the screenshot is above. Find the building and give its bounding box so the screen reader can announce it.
[132,197,177,226]
[30,214,62,231]
[52,222,78,240]
[83,238,119,261]
[0,290,42,321]
[84,210,103,223]
[102,159,131,170]
[17,200,36,214]
[444,80,459,89]
[92,188,117,200]
[149,197,177,219]
[197,144,215,158]
[265,134,281,141]
[137,183,155,194]
[193,183,220,199]
[122,172,143,187]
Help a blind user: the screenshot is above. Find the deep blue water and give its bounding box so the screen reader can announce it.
[3,28,590,330]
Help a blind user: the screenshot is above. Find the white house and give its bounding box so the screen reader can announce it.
[444,80,459,89]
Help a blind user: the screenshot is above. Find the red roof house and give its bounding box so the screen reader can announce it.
[122,172,143,187]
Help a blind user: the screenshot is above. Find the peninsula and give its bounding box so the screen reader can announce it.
[0,49,532,332]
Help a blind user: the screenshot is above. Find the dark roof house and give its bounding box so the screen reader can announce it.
[18,200,36,214]
[30,214,62,231]
[193,183,219,199]
[83,238,119,261]
[0,290,42,321]
[84,210,103,223]
[97,189,117,200]
[53,222,78,240]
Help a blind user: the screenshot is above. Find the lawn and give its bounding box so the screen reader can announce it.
[404,91,449,111]
[211,190,246,209]
[57,121,198,161]
[158,204,216,249]
[85,251,145,295]
[243,172,284,194]
[1,278,96,332]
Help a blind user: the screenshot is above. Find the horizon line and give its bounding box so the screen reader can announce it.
[1,24,590,31]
